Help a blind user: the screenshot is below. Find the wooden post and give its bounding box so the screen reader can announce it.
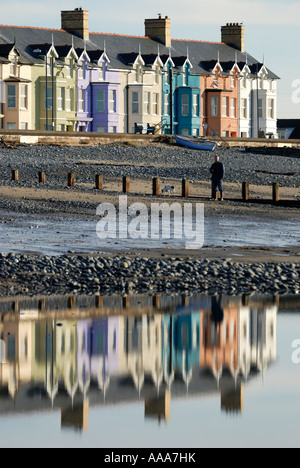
[122,295,130,309]
[153,177,160,196]
[12,301,19,312]
[38,299,46,311]
[12,170,19,181]
[153,295,160,309]
[68,173,75,187]
[273,182,279,203]
[242,182,249,202]
[39,171,46,184]
[122,176,130,194]
[95,295,103,309]
[182,179,189,198]
[68,296,75,309]
[182,296,189,307]
[95,174,103,190]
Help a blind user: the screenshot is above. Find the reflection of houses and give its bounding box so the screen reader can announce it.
[162,311,201,387]
[238,305,277,378]
[200,299,239,381]
[120,315,163,391]
[77,317,119,395]
[0,319,33,398]
[0,296,279,429]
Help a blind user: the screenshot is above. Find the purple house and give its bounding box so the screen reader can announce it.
[76,48,120,133]
[77,317,119,392]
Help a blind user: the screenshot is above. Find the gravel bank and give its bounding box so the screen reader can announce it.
[0,143,300,189]
[0,253,299,297]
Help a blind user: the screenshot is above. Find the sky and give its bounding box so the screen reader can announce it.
[1,0,299,118]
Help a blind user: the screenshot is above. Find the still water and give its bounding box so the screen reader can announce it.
[0,293,299,448]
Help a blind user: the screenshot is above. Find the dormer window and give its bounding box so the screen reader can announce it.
[231,74,235,88]
[155,65,160,85]
[9,56,17,76]
[165,67,170,85]
[99,63,103,81]
[66,58,73,78]
[136,64,142,83]
[78,62,84,79]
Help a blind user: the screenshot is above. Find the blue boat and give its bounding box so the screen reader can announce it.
[175,135,217,151]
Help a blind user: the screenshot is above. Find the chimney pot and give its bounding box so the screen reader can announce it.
[221,22,245,52]
[145,16,171,47]
[61,8,89,40]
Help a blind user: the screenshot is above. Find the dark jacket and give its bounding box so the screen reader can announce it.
[210,161,225,181]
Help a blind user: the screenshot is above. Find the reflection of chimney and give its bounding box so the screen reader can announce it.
[221,383,244,414]
[221,23,245,52]
[61,8,89,41]
[145,15,171,48]
[61,399,89,431]
[145,390,170,423]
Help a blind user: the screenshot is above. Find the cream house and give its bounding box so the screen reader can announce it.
[0,44,32,130]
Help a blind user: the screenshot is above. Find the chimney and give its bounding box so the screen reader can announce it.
[61,7,89,41]
[221,23,245,52]
[145,15,171,48]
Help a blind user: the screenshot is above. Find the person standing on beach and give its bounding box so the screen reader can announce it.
[210,155,225,201]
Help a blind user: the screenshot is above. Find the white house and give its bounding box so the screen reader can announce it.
[239,62,278,138]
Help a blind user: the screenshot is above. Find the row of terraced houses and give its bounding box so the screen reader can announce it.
[0,8,279,138]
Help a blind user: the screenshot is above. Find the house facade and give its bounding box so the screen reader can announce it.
[29,43,78,131]
[239,63,278,138]
[200,60,239,138]
[0,44,32,131]
[162,55,201,136]
[76,48,121,133]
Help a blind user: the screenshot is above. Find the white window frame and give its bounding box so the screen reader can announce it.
[153,93,159,115]
[267,98,274,119]
[78,89,84,112]
[57,87,65,111]
[230,98,236,118]
[193,94,199,117]
[66,88,72,111]
[164,93,170,116]
[222,96,228,117]
[20,84,28,109]
[109,89,117,113]
[144,91,150,115]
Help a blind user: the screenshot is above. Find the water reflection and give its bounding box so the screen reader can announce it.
[0,294,285,432]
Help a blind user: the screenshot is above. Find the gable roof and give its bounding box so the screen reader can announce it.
[0,23,280,79]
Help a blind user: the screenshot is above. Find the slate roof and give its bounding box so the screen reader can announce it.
[277,120,300,139]
[0,24,280,79]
